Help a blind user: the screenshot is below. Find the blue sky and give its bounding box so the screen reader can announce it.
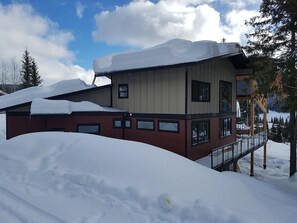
[0,0,260,85]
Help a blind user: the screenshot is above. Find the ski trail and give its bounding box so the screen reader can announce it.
[0,186,66,223]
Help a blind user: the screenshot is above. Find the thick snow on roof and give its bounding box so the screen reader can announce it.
[31,98,123,114]
[93,38,242,74]
[0,79,95,110]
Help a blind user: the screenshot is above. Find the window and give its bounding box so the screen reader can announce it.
[158,121,179,132]
[220,81,232,112]
[113,119,122,128]
[77,124,100,135]
[192,120,210,146]
[192,80,210,102]
[137,120,154,130]
[118,84,128,98]
[125,120,131,128]
[220,118,232,137]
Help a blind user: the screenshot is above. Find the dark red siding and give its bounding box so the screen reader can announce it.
[6,112,237,161]
[187,116,237,160]
[124,118,186,156]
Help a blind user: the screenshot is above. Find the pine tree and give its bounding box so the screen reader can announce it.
[31,59,42,86]
[245,0,297,176]
[20,48,32,88]
[20,48,42,88]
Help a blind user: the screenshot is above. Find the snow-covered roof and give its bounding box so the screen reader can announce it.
[93,38,243,75]
[0,79,96,110]
[31,98,124,115]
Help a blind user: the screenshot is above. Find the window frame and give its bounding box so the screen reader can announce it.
[124,119,132,129]
[118,84,128,99]
[219,81,232,112]
[77,123,100,135]
[191,120,210,146]
[158,120,179,133]
[191,80,211,102]
[113,119,123,128]
[219,118,232,138]
[137,119,155,131]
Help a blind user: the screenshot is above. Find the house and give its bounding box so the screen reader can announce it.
[0,39,267,169]
[91,39,250,161]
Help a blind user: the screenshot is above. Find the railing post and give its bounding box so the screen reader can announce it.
[211,151,213,169]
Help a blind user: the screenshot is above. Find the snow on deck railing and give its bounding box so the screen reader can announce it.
[211,131,268,170]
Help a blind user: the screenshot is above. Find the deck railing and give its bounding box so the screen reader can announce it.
[211,131,268,170]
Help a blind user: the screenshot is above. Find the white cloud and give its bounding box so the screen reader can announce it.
[219,0,261,10]
[76,1,86,19]
[92,0,259,48]
[0,3,93,86]
[222,9,259,44]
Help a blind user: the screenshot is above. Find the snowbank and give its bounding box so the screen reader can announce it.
[31,98,123,115]
[0,132,296,222]
[93,38,241,74]
[0,79,95,110]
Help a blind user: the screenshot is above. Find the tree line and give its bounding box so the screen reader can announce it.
[0,48,42,92]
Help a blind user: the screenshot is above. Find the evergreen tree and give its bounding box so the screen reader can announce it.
[20,48,32,88]
[20,48,42,88]
[31,59,42,86]
[245,0,297,176]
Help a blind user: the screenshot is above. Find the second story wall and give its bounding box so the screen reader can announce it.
[112,67,186,114]
[187,58,236,114]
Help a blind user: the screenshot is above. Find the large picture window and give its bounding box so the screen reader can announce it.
[77,124,100,135]
[220,81,232,112]
[118,84,128,98]
[220,118,232,137]
[192,80,210,102]
[192,120,210,146]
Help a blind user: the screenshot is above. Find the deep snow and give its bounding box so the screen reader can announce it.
[31,98,123,115]
[0,79,95,111]
[93,39,241,74]
[0,131,296,223]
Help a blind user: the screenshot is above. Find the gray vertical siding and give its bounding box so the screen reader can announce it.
[187,58,236,114]
[112,67,186,114]
[112,57,236,115]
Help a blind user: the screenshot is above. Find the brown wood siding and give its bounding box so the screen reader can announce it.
[187,58,236,114]
[112,67,186,114]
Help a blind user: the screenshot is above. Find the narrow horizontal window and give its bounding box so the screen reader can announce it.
[158,121,179,132]
[137,120,154,130]
[77,124,100,135]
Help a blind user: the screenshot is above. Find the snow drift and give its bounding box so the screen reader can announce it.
[0,132,296,222]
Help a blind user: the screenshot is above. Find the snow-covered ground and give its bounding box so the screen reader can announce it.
[238,140,297,195]
[0,131,296,222]
[0,112,297,222]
